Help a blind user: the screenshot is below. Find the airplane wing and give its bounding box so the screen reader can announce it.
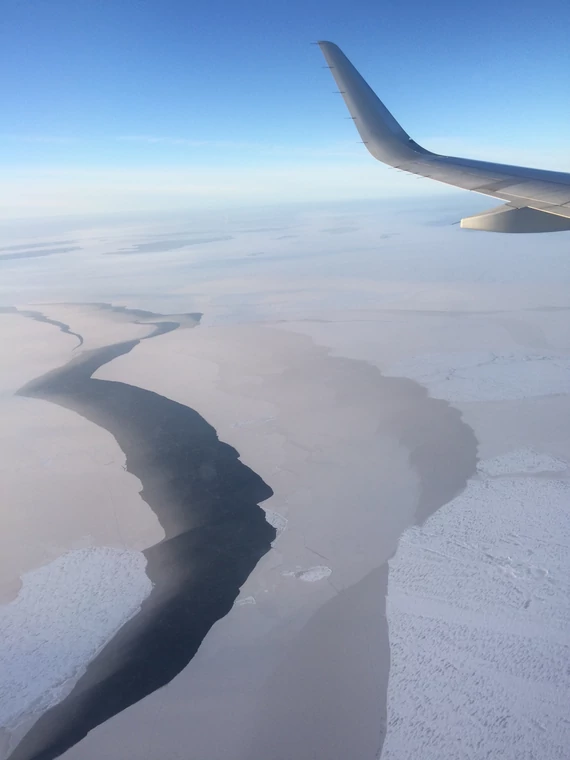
[318,41,570,232]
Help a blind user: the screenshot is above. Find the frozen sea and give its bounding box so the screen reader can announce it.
[1,196,569,760]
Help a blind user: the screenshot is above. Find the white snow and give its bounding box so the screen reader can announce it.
[383,449,570,759]
[478,447,568,477]
[385,351,570,402]
[0,547,152,732]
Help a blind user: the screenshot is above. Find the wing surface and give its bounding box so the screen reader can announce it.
[318,41,570,231]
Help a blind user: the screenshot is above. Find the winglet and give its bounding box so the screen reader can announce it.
[460,204,570,233]
[317,41,429,166]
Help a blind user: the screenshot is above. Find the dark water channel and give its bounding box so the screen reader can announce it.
[10,315,275,760]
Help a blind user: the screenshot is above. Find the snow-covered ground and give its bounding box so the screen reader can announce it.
[377,333,570,759]
[383,451,570,759]
[385,351,570,403]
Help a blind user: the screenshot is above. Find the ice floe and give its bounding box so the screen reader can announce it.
[0,547,151,732]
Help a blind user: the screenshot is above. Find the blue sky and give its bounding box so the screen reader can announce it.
[1,0,569,216]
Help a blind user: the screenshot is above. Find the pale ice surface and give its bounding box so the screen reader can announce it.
[3,202,570,759]
[383,448,570,760]
[478,447,568,477]
[385,351,570,403]
[234,596,256,607]
[282,566,333,582]
[263,509,288,537]
[0,547,152,733]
